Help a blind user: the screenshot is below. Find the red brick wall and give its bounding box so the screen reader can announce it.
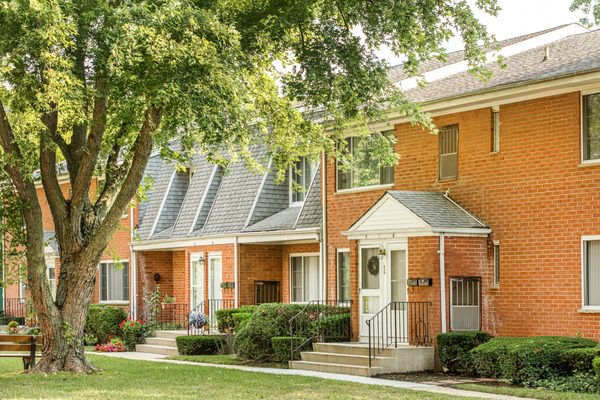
[326,91,600,340]
[238,244,283,306]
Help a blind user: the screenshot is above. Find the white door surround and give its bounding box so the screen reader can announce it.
[190,253,204,310]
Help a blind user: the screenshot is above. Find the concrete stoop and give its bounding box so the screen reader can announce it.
[135,330,186,356]
[290,342,435,377]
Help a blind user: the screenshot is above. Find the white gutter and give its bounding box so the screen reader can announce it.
[234,236,239,307]
[129,206,137,319]
[439,233,447,334]
[320,152,328,301]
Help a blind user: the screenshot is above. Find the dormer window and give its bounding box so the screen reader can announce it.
[290,157,317,205]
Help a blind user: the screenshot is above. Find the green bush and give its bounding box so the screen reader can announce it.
[232,312,253,332]
[176,335,227,355]
[594,357,600,377]
[437,331,493,374]
[271,336,310,362]
[560,346,600,373]
[216,306,258,333]
[536,372,600,394]
[234,303,348,362]
[471,336,598,386]
[84,304,127,344]
[311,313,351,342]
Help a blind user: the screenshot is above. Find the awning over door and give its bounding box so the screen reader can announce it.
[343,191,490,240]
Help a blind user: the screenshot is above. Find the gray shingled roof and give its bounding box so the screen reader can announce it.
[43,231,58,254]
[295,164,323,229]
[244,206,302,232]
[398,27,600,104]
[387,191,486,230]
[138,152,164,223]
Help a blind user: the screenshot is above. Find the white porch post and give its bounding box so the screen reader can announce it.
[439,233,447,333]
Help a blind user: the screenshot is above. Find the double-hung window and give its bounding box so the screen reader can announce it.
[45,256,57,299]
[337,135,394,191]
[290,255,319,303]
[439,125,459,180]
[583,93,600,162]
[337,250,350,302]
[290,157,317,204]
[100,261,129,303]
[583,238,600,308]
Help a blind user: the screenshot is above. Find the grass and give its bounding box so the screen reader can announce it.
[0,355,479,400]
[168,354,286,368]
[455,383,599,400]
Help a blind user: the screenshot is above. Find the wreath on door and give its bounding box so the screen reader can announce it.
[367,256,380,275]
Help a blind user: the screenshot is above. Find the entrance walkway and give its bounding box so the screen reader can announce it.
[90,351,533,400]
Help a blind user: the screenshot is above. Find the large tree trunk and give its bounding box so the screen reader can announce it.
[30,258,100,373]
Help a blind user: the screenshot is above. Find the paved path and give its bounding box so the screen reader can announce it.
[90,351,532,400]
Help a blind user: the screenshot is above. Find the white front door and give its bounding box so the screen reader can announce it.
[388,247,408,341]
[359,243,408,339]
[190,253,204,310]
[208,254,222,301]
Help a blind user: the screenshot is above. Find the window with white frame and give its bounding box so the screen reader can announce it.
[290,157,317,204]
[583,238,600,307]
[493,243,500,287]
[491,107,500,153]
[290,255,319,303]
[337,134,394,191]
[337,251,350,302]
[45,256,57,300]
[100,261,129,302]
[583,93,600,161]
[439,125,459,180]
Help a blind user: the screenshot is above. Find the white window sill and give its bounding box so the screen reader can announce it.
[579,159,600,168]
[335,183,393,195]
[99,301,130,305]
[577,308,600,314]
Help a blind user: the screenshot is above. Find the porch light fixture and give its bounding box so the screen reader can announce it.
[377,245,386,260]
[199,255,205,266]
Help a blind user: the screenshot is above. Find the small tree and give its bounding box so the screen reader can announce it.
[0,0,497,372]
[571,0,600,26]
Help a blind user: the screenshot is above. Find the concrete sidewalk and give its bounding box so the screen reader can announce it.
[90,351,533,400]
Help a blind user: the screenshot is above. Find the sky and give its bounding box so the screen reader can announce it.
[377,0,588,65]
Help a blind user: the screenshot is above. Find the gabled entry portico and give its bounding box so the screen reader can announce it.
[344,191,490,347]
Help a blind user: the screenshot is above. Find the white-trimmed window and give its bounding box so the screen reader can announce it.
[583,93,600,162]
[45,256,57,299]
[337,250,350,302]
[337,135,394,191]
[290,157,317,204]
[583,238,600,308]
[491,107,500,153]
[290,255,319,303]
[439,125,459,180]
[493,243,500,287]
[100,261,129,303]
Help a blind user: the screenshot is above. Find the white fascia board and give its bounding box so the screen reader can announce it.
[343,227,490,240]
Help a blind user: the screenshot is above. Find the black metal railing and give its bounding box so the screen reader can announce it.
[187,299,235,335]
[1,298,35,324]
[289,300,352,361]
[141,303,190,330]
[366,301,431,367]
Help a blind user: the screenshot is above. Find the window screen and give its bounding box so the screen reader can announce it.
[439,125,459,180]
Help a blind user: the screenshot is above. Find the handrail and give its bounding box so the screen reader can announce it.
[366,301,431,368]
[289,299,352,361]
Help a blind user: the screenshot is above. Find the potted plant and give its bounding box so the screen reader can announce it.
[7,320,20,335]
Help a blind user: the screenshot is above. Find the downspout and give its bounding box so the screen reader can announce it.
[130,206,137,319]
[439,233,447,333]
[234,236,239,307]
[320,153,328,301]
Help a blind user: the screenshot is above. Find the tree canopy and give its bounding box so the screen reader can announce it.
[571,0,600,26]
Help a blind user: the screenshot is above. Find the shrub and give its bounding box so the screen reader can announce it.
[470,336,598,385]
[120,319,146,350]
[85,304,127,343]
[176,335,227,355]
[216,306,258,333]
[437,331,493,374]
[7,320,20,334]
[536,372,600,394]
[311,313,351,342]
[594,357,600,377]
[560,346,600,373]
[95,337,126,352]
[271,336,310,363]
[232,313,253,332]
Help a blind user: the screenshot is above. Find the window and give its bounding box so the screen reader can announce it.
[583,238,600,307]
[439,125,459,180]
[492,107,500,153]
[337,251,350,302]
[45,256,56,300]
[290,157,317,204]
[450,278,481,331]
[19,275,27,301]
[493,243,500,287]
[290,255,319,302]
[583,93,600,161]
[337,135,394,191]
[100,261,129,302]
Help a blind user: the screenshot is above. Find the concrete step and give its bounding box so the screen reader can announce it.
[312,342,394,357]
[145,337,177,347]
[300,351,391,367]
[135,344,179,356]
[289,360,382,377]
[154,330,187,339]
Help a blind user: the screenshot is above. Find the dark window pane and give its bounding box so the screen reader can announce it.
[584,94,600,161]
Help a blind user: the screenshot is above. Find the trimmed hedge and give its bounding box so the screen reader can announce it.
[593,357,600,377]
[560,346,600,373]
[312,313,351,342]
[176,335,226,355]
[271,336,310,363]
[216,306,258,333]
[85,304,127,344]
[470,336,598,386]
[437,331,493,374]
[232,313,253,332]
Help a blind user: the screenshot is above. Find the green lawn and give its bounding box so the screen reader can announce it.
[0,355,479,400]
[168,354,286,368]
[456,383,598,400]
